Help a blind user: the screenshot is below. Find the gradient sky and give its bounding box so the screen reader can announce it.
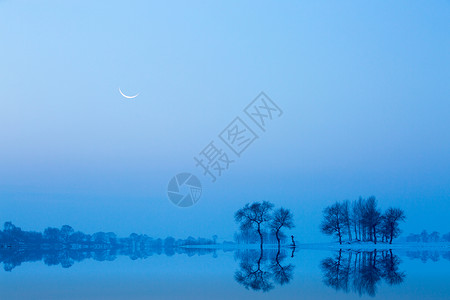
[1,1,449,243]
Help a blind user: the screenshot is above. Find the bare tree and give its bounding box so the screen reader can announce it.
[352,197,364,241]
[352,199,358,241]
[383,208,406,244]
[379,214,389,243]
[363,197,382,244]
[324,196,402,245]
[341,200,352,242]
[321,202,346,244]
[321,250,405,296]
[235,201,274,250]
[270,208,295,249]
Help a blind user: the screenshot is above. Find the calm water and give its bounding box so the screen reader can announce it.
[0,247,449,299]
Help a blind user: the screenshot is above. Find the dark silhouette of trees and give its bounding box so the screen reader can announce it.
[382,208,406,244]
[406,233,421,242]
[363,197,382,243]
[352,197,364,241]
[234,249,274,292]
[43,227,60,243]
[59,225,74,243]
[407,231,450,243]
[69,231,90,244]
[0,222,220,271]
[2,223,42,246]
[235,201,274,250]
[234,202,295,247]
[320,202,345,244]
[270,208,295,250]
[234,248,294,292]
[234,229,287,245]
[270,250,294,286]
[421,230,429,243]
[406,250,450,262]
[321,197,406,244]
[429,231,440,243]
[234,228,260,244]
[341,200,352,242]
[321,250,405,296]
[321,250,349,292]
[178,236,215,246]
[381,250,406,285]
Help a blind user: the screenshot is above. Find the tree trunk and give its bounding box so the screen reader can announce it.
[373,226,377,244]
[338,228,342,244]
[337,215,342,244]
[275,247,281,266]
[348,223,352,242]
[276,228,281,250]
[389,228,394,244]
[257,247,263,271]
[257,223,263,250]
[358,222,361,241]
[337,249,342,280]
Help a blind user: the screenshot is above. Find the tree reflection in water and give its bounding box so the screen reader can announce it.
[321,249,405,297]
[0,246,218,272]
[234,248,295,292]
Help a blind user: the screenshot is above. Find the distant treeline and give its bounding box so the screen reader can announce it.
[0,222,217,248]
[406,230,450,243]
[406,250,450,263]
[321,196,406,244]
[0,222,224,272]
[0,243,222,272]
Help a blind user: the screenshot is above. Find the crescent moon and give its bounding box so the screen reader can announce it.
[119,88,139,99]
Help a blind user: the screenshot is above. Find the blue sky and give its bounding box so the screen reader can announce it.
[0,1,449,242]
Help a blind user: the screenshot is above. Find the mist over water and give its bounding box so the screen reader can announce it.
[1,244,450,299]
[1,0,449,299]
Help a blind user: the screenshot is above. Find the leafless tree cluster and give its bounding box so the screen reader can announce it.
[234,249,294,292]
[321,249,405,296]
[235,202,295,249]
[320,196,405,244]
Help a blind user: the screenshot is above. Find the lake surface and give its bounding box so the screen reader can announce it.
[1,247,449,299]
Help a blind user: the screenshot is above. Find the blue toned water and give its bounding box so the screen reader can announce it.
[0,248,449,299]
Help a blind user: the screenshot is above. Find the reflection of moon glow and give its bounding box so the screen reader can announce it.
[119,88,139,99]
